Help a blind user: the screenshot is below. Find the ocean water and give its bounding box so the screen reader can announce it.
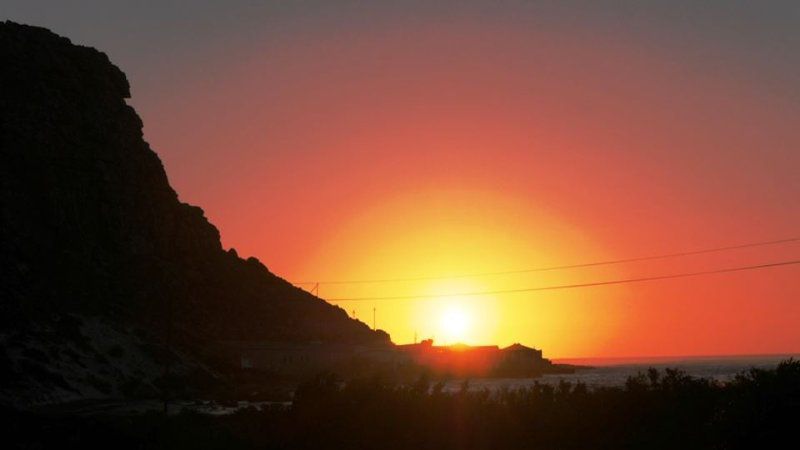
[443,354,798,392]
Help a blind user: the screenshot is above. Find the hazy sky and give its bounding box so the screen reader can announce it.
[4,1,799,358]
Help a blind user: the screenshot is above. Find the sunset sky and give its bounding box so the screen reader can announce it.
[5,1,798,359]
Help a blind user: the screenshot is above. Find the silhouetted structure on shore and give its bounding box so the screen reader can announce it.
[397,340,572,377]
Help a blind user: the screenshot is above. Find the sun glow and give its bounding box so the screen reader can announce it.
[299,189,619,355]
[439,305,472,344]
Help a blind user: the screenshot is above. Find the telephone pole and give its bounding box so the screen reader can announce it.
[372,307,376,330]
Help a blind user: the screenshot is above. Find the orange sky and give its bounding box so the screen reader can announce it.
[11,1,798,358]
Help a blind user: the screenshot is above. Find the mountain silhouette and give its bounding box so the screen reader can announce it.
[0,21,388,404]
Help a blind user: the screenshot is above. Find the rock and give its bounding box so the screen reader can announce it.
[0,21,388,403]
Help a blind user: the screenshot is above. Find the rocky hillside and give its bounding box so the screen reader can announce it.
[0,21,388,404]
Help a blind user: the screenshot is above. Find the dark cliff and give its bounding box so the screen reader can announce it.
[0,21,387,403]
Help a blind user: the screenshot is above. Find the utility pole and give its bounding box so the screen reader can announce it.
[372,307,376,330]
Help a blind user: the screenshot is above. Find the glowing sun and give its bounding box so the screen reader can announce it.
[439,306,472,344]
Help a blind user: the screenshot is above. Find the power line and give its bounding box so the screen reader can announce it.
[323,258,800,302]
[292,236,800,286]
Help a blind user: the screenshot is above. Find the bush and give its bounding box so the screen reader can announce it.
[5,360,800,449]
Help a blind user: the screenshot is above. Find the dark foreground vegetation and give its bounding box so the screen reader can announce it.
[3,360,799,449]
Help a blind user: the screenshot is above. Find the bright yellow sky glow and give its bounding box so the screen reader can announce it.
[438,304,472,344]
[298,188,626,357]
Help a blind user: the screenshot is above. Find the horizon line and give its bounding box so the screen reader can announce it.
[390,340,799,364]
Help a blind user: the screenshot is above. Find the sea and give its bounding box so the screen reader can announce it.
[442,354,798,392]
